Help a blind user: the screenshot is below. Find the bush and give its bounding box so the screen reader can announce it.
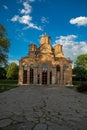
[77,83,87,92]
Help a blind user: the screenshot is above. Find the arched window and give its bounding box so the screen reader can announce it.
[23,64,27,70]
[56,65,60,71]
[63,64,67,71]
[42,64,47,84]
[30,64,34,69]
[42,64,47,71]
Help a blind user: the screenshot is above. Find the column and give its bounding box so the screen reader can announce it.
[63,70,66,85]
[27,65,30,85]
[57,72,60,85]
[60,65,64,85]
[39,65,42,85]
[68,65,72,85]
[18,64,23,85]
[52,66,56,84]
[34,66,38,84]
[47,65,50,85]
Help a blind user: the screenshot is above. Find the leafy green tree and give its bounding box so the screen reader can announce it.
[0,24,10,67]
[0,67,6,79]
[75,54,87,69]
[73,54,87,81]
[6,62,18,79]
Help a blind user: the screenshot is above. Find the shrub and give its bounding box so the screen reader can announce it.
[77,83,87,92]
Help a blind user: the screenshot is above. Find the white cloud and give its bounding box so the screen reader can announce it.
[11,0,42,30]
[11,15,41,30]
[17,0,35,3]
[70,16,87,26]
[11,15,19,22]
[24,23,42,30]
[41,16,49,23]
[3,5,8,10]
[19,15,32,24]
[20,1,32,14]
[54,35,87,63]
[56,35,77,42]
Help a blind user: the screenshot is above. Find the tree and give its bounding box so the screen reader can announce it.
[6,62,18,79]
[75,54,87,69]
[0,67,6,79]
[73,54,87,81]
[0,24,10,67]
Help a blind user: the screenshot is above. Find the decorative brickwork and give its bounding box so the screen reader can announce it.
[19,34,72,86]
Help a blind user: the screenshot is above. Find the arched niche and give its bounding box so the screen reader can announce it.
[56,65,60,71]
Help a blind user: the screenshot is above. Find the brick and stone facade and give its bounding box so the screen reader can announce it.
[18,34,72,86]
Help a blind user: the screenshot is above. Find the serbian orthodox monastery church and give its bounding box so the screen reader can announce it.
[19,34,72,85]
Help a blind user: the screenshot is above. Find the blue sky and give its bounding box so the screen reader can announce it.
[0,0,87,64]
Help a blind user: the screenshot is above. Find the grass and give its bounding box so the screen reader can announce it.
[0,80,87,94]
[0,79,18,84]
[0,80,18,92]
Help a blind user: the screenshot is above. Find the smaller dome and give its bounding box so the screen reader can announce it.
[29,43,37,51]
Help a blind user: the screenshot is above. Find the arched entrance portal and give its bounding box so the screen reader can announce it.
[42,64,47,84]
[37,65,40,84]
[23,65,27,84]
[56,65,60,84]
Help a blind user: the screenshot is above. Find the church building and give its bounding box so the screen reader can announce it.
[18,34,72,86]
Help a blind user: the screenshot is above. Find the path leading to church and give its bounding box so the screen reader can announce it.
[0,86,87,130]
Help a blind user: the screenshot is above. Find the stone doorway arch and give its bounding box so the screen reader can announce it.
[42,64,48,84]
[23,64,27,84]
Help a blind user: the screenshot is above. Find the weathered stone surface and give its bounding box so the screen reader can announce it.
[34,123,47,130]
[0,86,87,130]
[10,114,26,123]
[48,125,71,130]
[0,119,12,127]
[3,122,34,130]
[19,34,72,86]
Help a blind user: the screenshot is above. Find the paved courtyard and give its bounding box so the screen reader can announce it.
[0,86,87,130]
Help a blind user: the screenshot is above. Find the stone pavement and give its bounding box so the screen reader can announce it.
[0,86,87,130]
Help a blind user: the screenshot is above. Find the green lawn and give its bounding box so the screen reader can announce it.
[0,80,18,92]
[0,80,87,93]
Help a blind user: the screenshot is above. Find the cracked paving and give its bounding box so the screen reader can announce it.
[0,86,87,130]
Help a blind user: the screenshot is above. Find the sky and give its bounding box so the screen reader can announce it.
[0,0,87,65]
